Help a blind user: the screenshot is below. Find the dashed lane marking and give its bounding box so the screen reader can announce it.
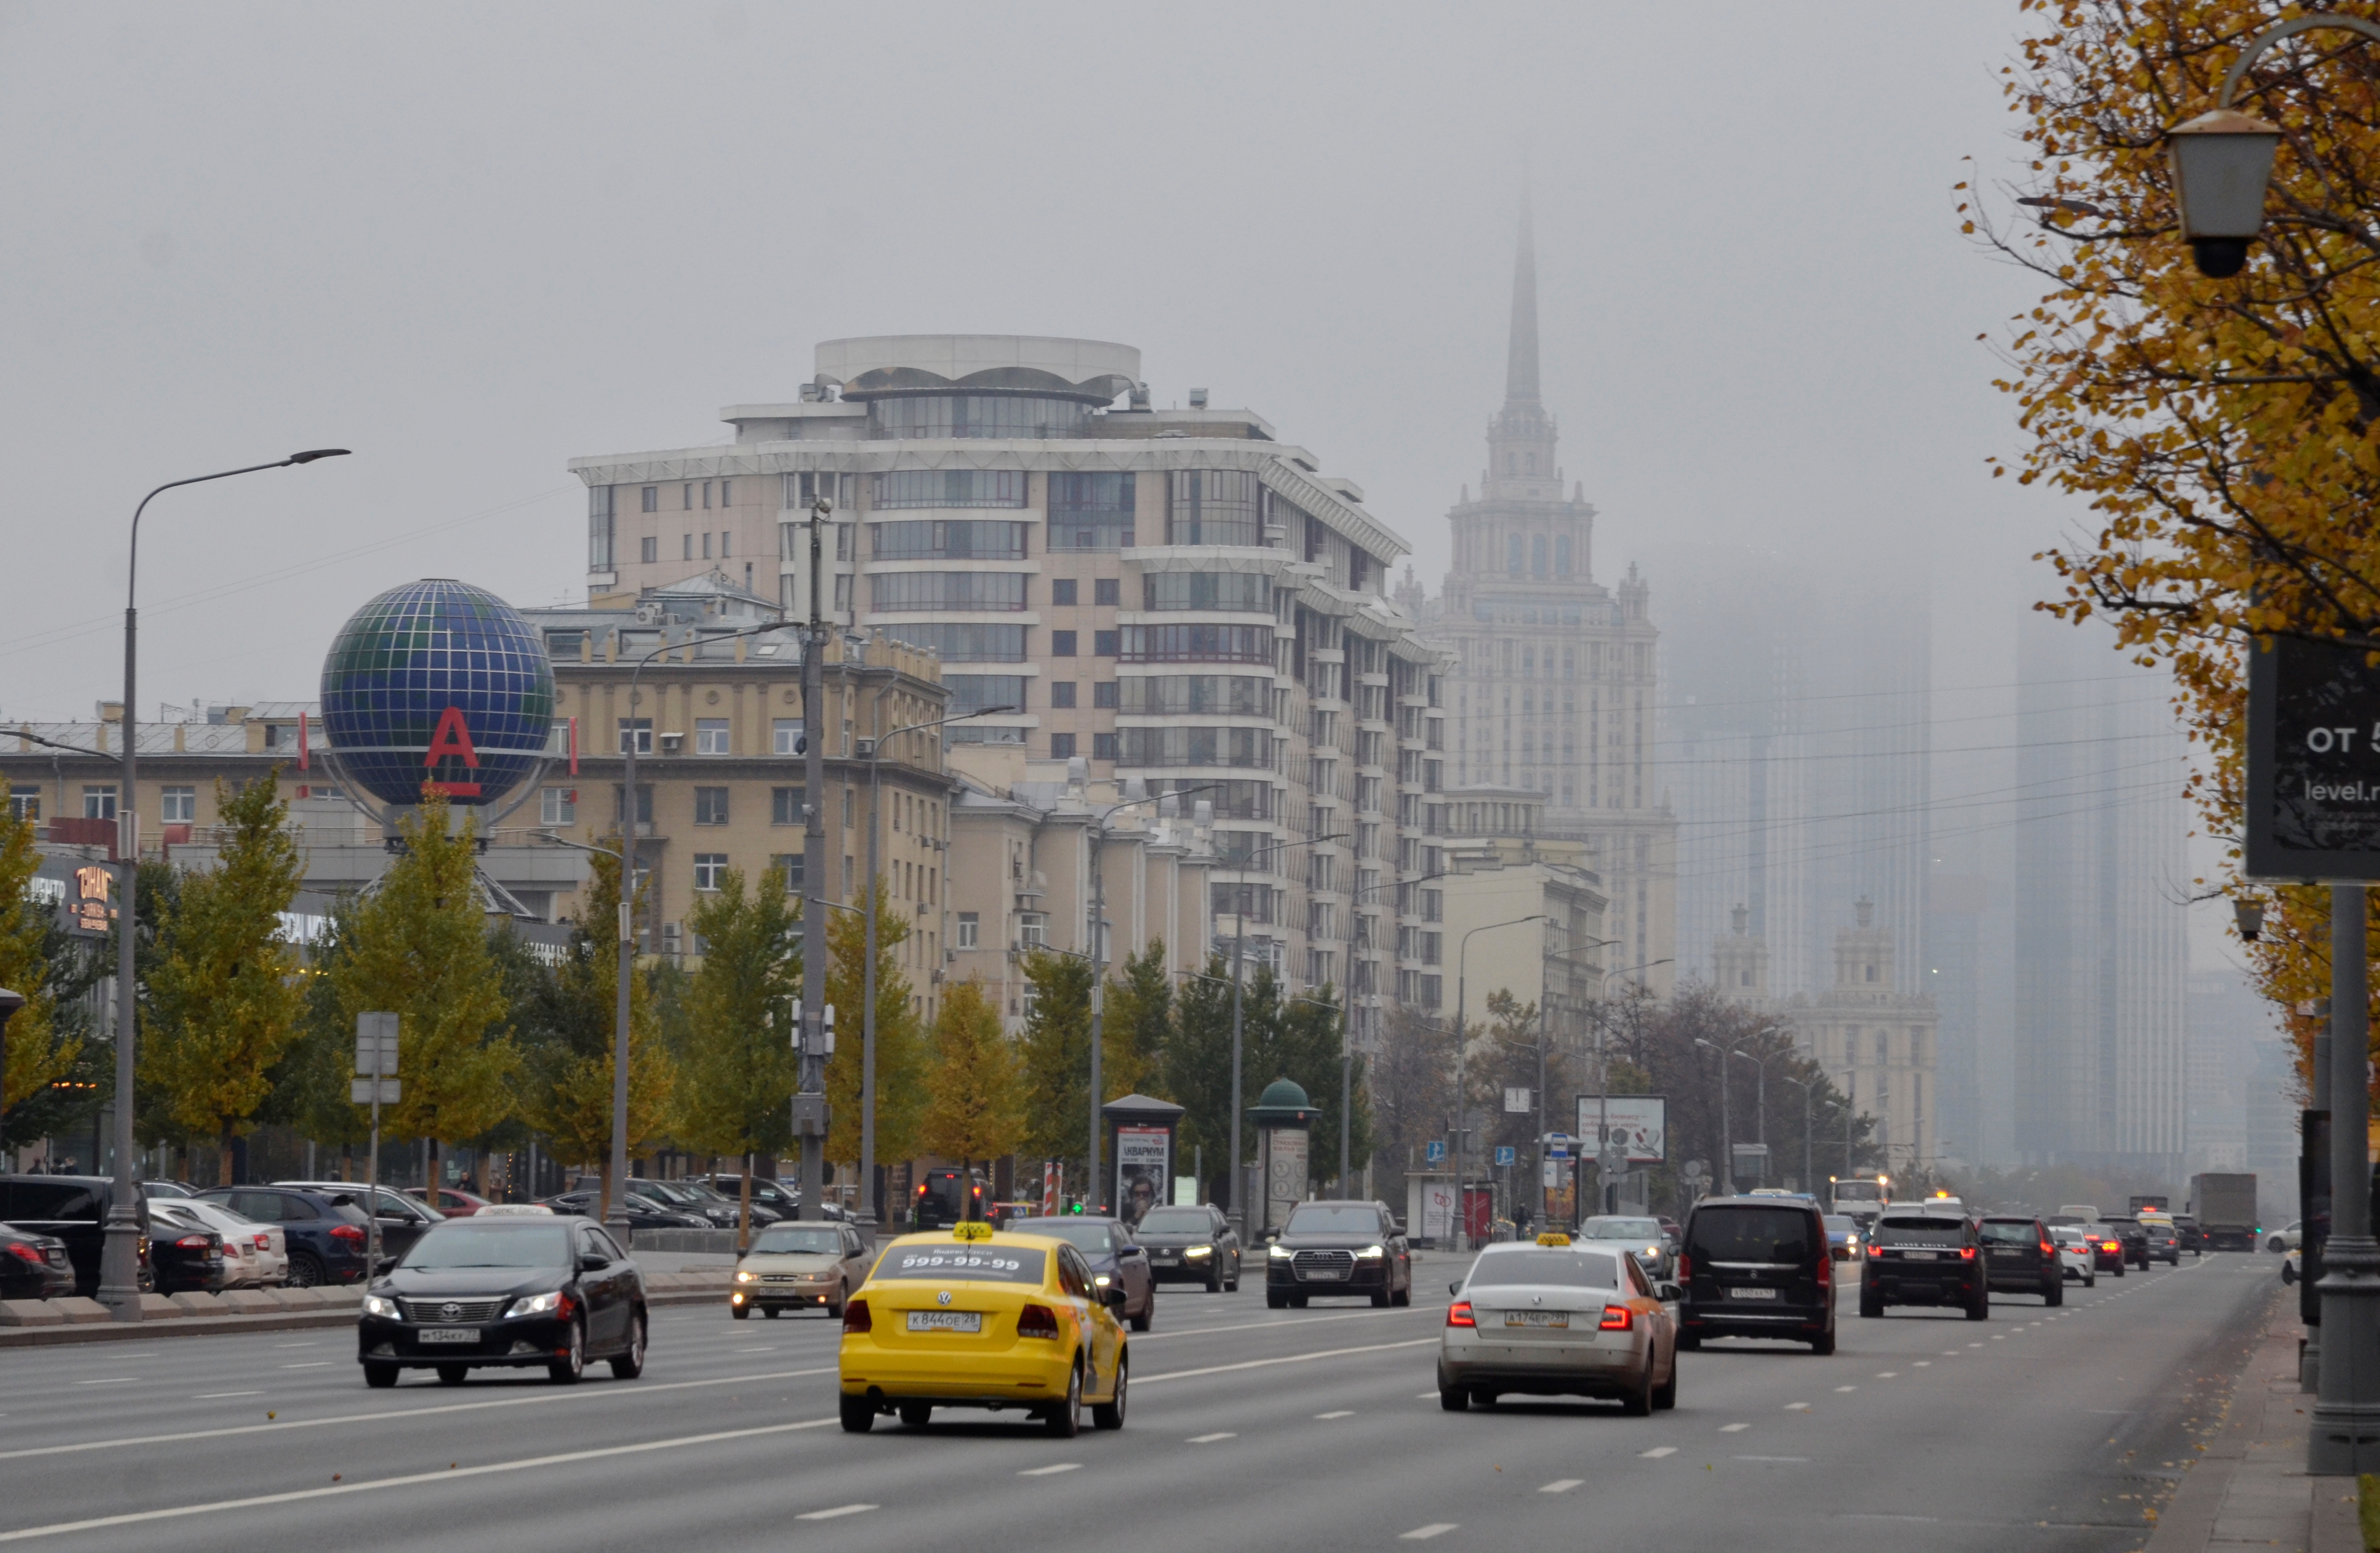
[1641,1447,1677,1458]
[1834,1385,1857,1393]
[1875,1372,1898,1379]
[72,1380,137,1387]
[1719,1423,1749,1433]
[1315,1410,1354,1420]
[1018,1464,1081,1477]
[795,1505,875,1521]
[1400,1527,1458,1542]
[280,1363,332,1370]
[1540,1479,1583,1494]
[1188,1433,1236,1444]
[1913,1362,1930,1368]
[1137,1337,1438,1386]
[1785,1403,1810,1411]
[192,1392,261,1400]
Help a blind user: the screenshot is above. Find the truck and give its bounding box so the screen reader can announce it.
[1830,1175,1891,1230]
[2187,1173,2258,1251]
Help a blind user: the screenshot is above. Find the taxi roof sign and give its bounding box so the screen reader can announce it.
[1534,1232,1573,1247]
[953,1220,995,1241]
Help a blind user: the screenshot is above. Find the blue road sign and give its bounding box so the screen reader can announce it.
[1425,1140,1447,1164]
[1494,1146,1517,1167]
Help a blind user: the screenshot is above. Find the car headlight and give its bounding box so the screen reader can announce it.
[1355,1244,1385,1259]
[505,1290,564,1319]
[1270,1243,1292,1259]
[734,1269,756,1283]
[1093,1273,1112,1287]
[362,1293,397,1318]
[1184,1244,1213,1258]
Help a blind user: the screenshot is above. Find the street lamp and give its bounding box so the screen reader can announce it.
[1452,913,1547,1253]
[1694,1024,1775,1197]
[1220,829,1341,1243]
[102,447,350,1320]
[1777,1071,1814,1197]
[1581,957,1668,1215]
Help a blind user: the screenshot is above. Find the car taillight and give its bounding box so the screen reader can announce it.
[174,1235,211,1249]
[2103,1241,2118,1252]
[1815,1249,1832,1287]
[1446,1301,1476,1328]
[2040,1242,2055,1257]
[1016,1303,1059,1339]
[255,1235,269,1250]
[1675,1254,1692,1281]
[1599,1304,1633,1331]
[5,1243,46,1267]
[329,1223,365,1244]
[843,1298,872,1335]
[1960,1246,1976,1260]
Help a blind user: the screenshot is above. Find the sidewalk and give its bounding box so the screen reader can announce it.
[2145,1297,2363,1553]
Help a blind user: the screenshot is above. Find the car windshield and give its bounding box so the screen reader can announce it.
[2051,1227,2086,1244]
[749,1225,843,1255]
[1135,1208,1213,1234]
[401,1224,570,1270]
[1007,1221,1116,1255]
[1465,1249,1620,1289]
[638,1182,699,1203]
[1823,1215,1854,1232]
[1580,1217,1661,1241]
[1686,1207,1815,1263]
[1979,1220,2039,1244]
[1282,1205,1382,1235]
[873,1245,1046,1284]
[1877,1215,1967,1245]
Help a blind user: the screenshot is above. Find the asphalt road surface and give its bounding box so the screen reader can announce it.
[0,1252,2279,1551]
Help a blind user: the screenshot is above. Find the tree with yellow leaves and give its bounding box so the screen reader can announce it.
[0,778,77,1136]
[824,884,929,1176]
[1977,1,2380,1070]
[142,775,304,1186]
[919,979,1024,1174]
[673,863,799,1241]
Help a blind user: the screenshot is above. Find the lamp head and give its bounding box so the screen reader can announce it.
[2167,108,2281,276]
[287,448,352,465]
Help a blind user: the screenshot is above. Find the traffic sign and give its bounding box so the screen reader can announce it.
[1425,1140,1447,1164]
[1545,1132,1573,1160]
[350,1077,401,1106]
[1494,1145,1517,1168]
[354,1011,398,1078]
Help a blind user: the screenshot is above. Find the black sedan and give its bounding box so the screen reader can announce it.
[695,1174,802,1220]
[358,1215,647,1387]
[540,1191,709,1230]
[1132,1203,1242,1291]
[0,1226,75,1299]
[1006,1216,1157,1330]
[143,1203,231,1295]
[1265,1200,1413,1309]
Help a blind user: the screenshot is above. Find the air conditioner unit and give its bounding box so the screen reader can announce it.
[634,603,661,624]
[658,731,684,752]
[661,922,682,950]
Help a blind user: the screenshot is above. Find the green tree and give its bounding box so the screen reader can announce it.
[1018,948,1094,1172]
[674,864,799,1239]
[0,779,76,1128]
[1100,940,1173,1102]
[330,791,518,1178]
[919,978,1024,1170]
[141,775,305,1185]
[825,885,929,1172]
[1278,984,1371,1193]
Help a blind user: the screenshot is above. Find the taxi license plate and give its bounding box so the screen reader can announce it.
[418,1327,478,1343]
[906,1311,982,1333]
[1728,1286,1778,1301]
[1503,1310,1570,1328]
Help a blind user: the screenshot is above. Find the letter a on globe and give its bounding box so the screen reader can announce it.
[424,705,483,797]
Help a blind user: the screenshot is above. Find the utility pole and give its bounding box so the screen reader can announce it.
[795,494,830,1219]
[1089,823,1107,1213]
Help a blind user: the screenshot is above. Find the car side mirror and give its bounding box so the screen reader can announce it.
[1100,1285,1128,1310]
[1449,1280,1463,1296]
[1657,1282,1683,1303]
[578,1255,607,1273]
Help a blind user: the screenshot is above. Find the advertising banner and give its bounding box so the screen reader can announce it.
[1115,1126,1170,1226]
[1265,1129,1308,1233]
[1575,1096,1669,1164]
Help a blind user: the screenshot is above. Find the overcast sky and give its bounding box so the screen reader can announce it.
[0,3,2237,963]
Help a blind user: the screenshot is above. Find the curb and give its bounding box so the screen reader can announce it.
[0,1285,734,1348]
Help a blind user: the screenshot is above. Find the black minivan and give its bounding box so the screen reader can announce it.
[1676,1196,1836,1354]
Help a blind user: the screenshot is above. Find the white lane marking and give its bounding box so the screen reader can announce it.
[1834,1385,1856,1392]
[273,1342,319,1350]
[1640,1446,1677,1458]
[0,1418,840,1543]
[73,1379,137,1386]
[192,1392,262,1400]
[1315,1409,1354,1419]
[1400,1525,1458,1541]
[1990,1336,2004,1342]
[1018,1463,1081,1477]
[795,1505,876,1521]
[1913,1361,1930,1367]
[280,1363,332,1370]
[1736,1455,1810,1463]
[0,1366,838,1462]
[1719,1423,1749,1433]
[1138,1308,1413,1343]
[1540,1479,1583,1494]
[1417,1391,1440,1399]
[1968,1342,1983,1347]
[1138,1337,1438,1386]
[1187,1432,1236,1444]
[1875,1371,1898,1379]
[1785,1402,1811,1411]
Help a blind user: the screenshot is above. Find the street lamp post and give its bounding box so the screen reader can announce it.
[1453,914,1547,1253]
[1778,1072,1813,1195]
[1220,829,1340,1242]
[1582,958,1668,1215]
[1731,1048,1766,1186]
[101,448,350,1320]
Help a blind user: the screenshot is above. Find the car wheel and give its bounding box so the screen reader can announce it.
[731,1303,750,1320]
[1438,1379,1469,1411]
[1131,1293,1153,1333]
[1809,1327,1836,1356]
[1652,1353,1679,1409]
[1289,1294,1308,1309]
[1676,1328,1700,1351]
[610,1312,646,1380]
[1206,1263,1224,1293]
[1621,1361,1655,1416]
[2114,1260,2125,1278]
[1266,1289,1287,1310]
[898,1401,932,1429]
[287,1251,324,1289]
[363,1362,399,1389]
[2085,1272,2095,1287]
[2271,1236,2286,1253]
[1370,1287,1390,1308]
[828,1283,847,1320]
[1044,1361,1083,1438]
[1392,1281,1412,1308]
[1966,1290,1990,1322]
[1092,1352,1128,1431]
[2046,1281,2063,1307]
[839,1393,874,1434]
[2283,1260,2297,1284]
[1860,1285,1884,1319]
[548,1319,586,1384]
[435,1364,468,1386]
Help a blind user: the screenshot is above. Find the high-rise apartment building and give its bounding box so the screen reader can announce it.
[1433,211,1676,994]
[571,336,1448,1043]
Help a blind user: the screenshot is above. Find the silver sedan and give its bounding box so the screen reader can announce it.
[1578,1214,1672,1278]
[1437,1238,1678,1415]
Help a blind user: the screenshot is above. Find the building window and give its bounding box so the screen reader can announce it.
[1094,577,1119,607]
[694,787,730,825]
[870,396,1087,441]
[8,793,38,822]
[683,535,694,561]
[641,486,658,513]
[1093,681,1118,709]
[1418,931,1443,966]
[1049,682,1077,708]
[955,911,980,950]
[1144,572,1270,612]
[82,786,116,820]
[1165,469,1260,547]
[541,787,576,826]
[720,530,731,557]
[1092,732,1119,761]
[1050,578,1078,607]
[771,786,805,825]
[869,572,1029,612]
[1050,733,1078,759]
[615,785,654,824]
[1507,534,1524,574]
[696,719,731,755]
[870,520,1028,560]
[1119,624,1271,665]
[720,480,732,505]
[703,532,713,559]
[1555,534,1573,574]
[1019,912,1047,949]
[773,718,805,756]
[694,854,728,892]
[1093,629,1119,658]
[587,486,616,572]
[770,853,804,891]
[683,484,695,510]
[869,468,1029,509]
[1419,974,1443,1011]
[1051,630,1078,657]
[159,786,196,823]
[618,719,653,755]
[885,624,1028,663]
[640,536,658,564]
[947,675,1027,715]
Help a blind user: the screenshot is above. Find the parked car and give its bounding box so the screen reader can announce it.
[198,1186,373,1287]
[152,1198,285,1287]
[694,1174,802,1221]
[1130,1203,1242,1291]
[1978,1214,2062,1306]
[272,1182,443,1263]
[1675,1195,1837,1353]
[407,1187,493,1218]
[2284,1246,2306,1283]
[2271,1220,2303,1254]
[1863,1205,1989,1321]
[731,1219,871,1319]
[139,1180,201,1199]
[358,1214,647,1387]
[631,1178,777,1230]
[2049,1225,2099,1286]
[1822,1213,1865,1262]
[1007,1215,1158,1329]
[1262,1200,1414,1311]
[0,1225,76,1299]
[142,1203,229,1295]
[540,1191,708,1231]
[0,1175,149,1297]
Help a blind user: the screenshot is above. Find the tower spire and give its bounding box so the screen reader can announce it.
[1504,197,1540,406]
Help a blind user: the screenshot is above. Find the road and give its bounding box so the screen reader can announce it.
[0,1251,2278,1551]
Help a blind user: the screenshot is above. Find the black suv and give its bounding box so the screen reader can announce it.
[1131,1202,1243,1291]
[1863,1206,1988,1320]
[1265,1200,1412,1309]
[1675,1196,1836,1354]
[0,1175,147,1297]
[1978,1214,2062,1306]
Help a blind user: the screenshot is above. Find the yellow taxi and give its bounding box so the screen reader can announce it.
[838,1221,1129,1438]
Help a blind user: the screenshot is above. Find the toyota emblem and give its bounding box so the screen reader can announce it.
[937,1290,953,1307]
[440,1302,461,1320]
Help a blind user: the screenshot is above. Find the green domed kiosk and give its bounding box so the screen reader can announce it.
[1249,1078,1317,1235]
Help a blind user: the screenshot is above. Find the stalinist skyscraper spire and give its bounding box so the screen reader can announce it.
[1439,201,1676,997]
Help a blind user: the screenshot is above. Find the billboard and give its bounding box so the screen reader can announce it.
[2246,635,2380,879]
[1575,1096,1668,1164]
